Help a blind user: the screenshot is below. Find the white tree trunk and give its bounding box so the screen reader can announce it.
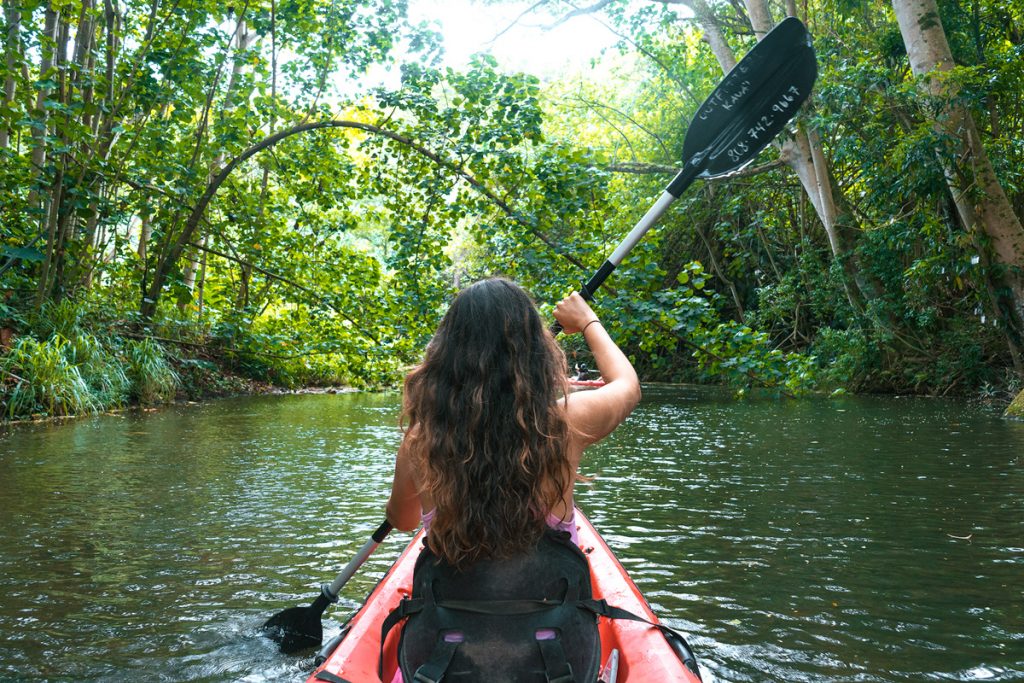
[137,210,151,259]
[893,0,1024,332]
[744,0,773,39]
[683,0,736,72]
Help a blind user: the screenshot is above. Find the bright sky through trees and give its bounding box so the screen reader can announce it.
[407,0,621,75]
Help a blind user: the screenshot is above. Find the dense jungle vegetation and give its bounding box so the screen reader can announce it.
[1,0,1023,420]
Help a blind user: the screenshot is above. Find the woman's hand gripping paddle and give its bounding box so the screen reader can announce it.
[554,17,817,331]
[262,520,392,654]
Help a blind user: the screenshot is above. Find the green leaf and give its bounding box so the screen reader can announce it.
[1,246,45,262]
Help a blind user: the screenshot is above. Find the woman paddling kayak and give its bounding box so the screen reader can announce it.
[383,277,644,680]
[305,277,701,682]
[386,278,640,547]
[307,508,702,682]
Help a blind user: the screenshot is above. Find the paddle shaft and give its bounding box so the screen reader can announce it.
[324,520,392,600]
[550,163,700,335]
[580,162,702,302]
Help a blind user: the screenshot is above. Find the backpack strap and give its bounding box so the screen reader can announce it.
[537,636,576,683]
[432,596,567,615]
[580,599,701,681]
[410,638,459,683]
[378,598,424,680]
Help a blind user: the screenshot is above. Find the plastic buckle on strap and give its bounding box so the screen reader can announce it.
[537,637,575,683]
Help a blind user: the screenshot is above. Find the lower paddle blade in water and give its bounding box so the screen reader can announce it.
[262,606,323,654]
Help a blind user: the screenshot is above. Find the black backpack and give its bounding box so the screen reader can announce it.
[380,528,601,683]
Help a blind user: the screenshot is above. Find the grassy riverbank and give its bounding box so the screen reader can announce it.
[0,299,366,423]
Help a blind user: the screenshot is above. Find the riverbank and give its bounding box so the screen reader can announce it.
[0,371,362,427]
[0,313,362,424]
[1,383,359,427]
[3,300,1022,424]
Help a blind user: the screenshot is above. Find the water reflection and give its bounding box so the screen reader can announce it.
[0,389,1022,681]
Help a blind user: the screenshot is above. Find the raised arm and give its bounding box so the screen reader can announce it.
[385,436,422,531]
[553,293,641,447]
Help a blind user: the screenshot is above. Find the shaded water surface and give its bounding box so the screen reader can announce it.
[1,389,1021,681]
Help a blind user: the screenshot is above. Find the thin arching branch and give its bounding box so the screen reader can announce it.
[488,0,551,43]
[546,0,618,29]
[143,118,589,318]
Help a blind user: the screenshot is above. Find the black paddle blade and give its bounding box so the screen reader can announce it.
[262,604,324,654]
[701,44,816,177]
[671,16,817,191]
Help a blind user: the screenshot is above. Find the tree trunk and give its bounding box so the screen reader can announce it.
[196,233,208,317]
[1,0,20,150]
[179,16,255,311]
[893,0,1024,362]
[28,5,59,208]
[35,164,65,305]
[745,0,772,39]
[34,8,70,306]
[237,0,274,315]
[683,0,736,72]
[137,209,151,259]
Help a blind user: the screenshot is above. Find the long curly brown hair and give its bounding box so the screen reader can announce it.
[401,278,572,568]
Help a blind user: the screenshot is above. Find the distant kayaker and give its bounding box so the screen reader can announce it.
[573,361,593,381]
[383,277,640,680]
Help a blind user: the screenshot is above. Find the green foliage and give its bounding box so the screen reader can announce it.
[2,0,1021,408]
[1,336,99,418]
[31,300,89,339]
[124,338,180,405]
[62,333,131,407]
[810,326,875,389]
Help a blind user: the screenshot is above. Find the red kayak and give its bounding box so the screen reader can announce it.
[307,510,701,682]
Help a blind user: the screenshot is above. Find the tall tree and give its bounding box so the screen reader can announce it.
[892,0,1024,367]
[694,0,882,312]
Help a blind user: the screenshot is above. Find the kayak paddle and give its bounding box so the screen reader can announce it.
[263,520,393,653]
[560,17,817,314]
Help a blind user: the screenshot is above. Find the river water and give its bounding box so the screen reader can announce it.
[1,387,1022,682]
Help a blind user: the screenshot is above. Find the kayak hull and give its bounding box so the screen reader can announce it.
[307,511,700,682]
